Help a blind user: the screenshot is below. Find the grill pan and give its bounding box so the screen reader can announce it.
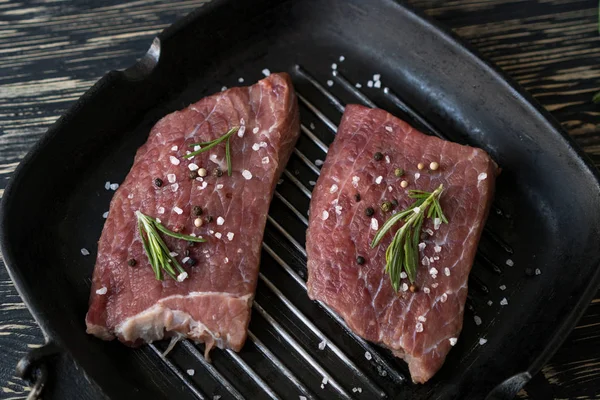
[2,0,600,399]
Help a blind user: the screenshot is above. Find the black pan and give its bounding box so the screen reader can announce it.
[2,0,600,399]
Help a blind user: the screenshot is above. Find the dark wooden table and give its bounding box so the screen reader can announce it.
[1,0,599,398]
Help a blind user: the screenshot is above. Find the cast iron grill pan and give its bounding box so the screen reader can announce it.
[2,0,600,399]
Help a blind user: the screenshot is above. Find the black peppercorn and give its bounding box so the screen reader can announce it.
[185,258,197,267]
[192,206,203,216]
[356,256,365,265]
[365,207,374,216]
[127,258,136,266]
[374,152,383,161]
[391,199,398,207]
[206,215,213,223]
[213,168,223,177]
[189,171,198,179]
[154,178,163,187]
[354,193,361,202]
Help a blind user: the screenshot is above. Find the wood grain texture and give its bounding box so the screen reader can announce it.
[0,0,599,399]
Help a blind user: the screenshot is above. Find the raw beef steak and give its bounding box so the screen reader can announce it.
[86,73,300,355]
[306,105,497,383]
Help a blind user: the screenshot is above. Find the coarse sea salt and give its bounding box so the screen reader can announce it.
[400,271,407,279]
[216,184,224,190]
[335,205,343,215]
[171,183,179,192]
[171,145,178,151]
[215,232,222,239]
[505,259,514,266]
[479,338,488,345]
[326,80,334,87]
[81,248,90,256]
[535,268,542,275]
[110,183,119,190]
[474,316,482,326]
[444,267,451,276]
[371,218,379,230]
[186,369,195,376]
[252,127,259,134]
[478,172,488,182]
[217,216,225,225]
[237,125,246,138]
[167,173,176,183]
[331,63,337,70]
[355,83,362,88]
[96,287,107,295]
[365,351,372,360]
[315,159,324,166]
[169,155,180,165]
[415,322,424,332]
[383,87,389,94]
[188,163,199,171]
[262,157,269,164]
[375,176,383,184]
[374,80,381,88]
[449,337,458,346]
[309,181,317,186]
[221,86,227,91]
[429,267,438,276]
[499,285,506,291]
[177,272,188,282]
[105,181,110,190]
[238,77,244,83]
[440,293,448,303]
[418,242,426,251]
[262,68,271,77]
[339,55,345,62]
[330,184,338,193]
[318,339,327,350]
[401,283,409,292]
[352,176,360,187]
[373,73,381,81]
[418,315,427,322]
[500,298,508,306]
[173,206,183,215]
[102,211,109,219]
[423,287,431,294]
[434,245,442,253]
[322,210,329,221]
[242,170,253,180]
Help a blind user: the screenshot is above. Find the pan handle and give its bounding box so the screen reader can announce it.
[484,372,532,400]
[16,341,61,400]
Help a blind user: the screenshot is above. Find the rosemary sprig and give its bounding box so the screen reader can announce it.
[184,127,239,176]
[135,210,205,282]
[370,184,448,291]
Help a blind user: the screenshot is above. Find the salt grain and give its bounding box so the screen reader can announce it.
[479,338,488,345]
[252,143,260,151]
[238,77,244,83]
[262,68,271,76]
[102,211,109,219]
[173,206,183,215]
[444,267,451,276]
[352,176,360,187]
[375,176,383,184]
[478,172,488,182]
[415,172,421,180]
[310,123,315,130]
[216,184,224,190]
[506,259,514,266]
[252,127,259,134]
[499,285,506,291]
[383,87,389,94]
[401,283,409,292]
[242,170,253,180]
[224,257,229,263]
[335,205,343,215]
[81,248,90,256]
[171,183,179,192]
[385,155,391,164]
[415,322,424,333]
[331,63,337,70]
[177,272,188,282]
[128,193,134,199]
[262,157,269,164]
[217,217,225,225]
[318,339,327,350]
[171,145,178,151]
[309,181,316,186]
[400,271,407,279]
[423,287,431,294]
[418,242,426,251]
[371,218,379,230]
[374,80,381,88]
[500,297,508,306]
[330,184,338,193]
[182,257,190,263]
[440,293,448,303]
[535,268,542,275]
[169,156,180,165]
[449,337,458,346]
[105,181,110,190]
[355,83,362,88]
[110,183,119,190]
[215,232,222,239]
[326,80,334,87]
[388,185,393,192]
[315,159,324,166]
[322,211,329,220]
[429,267,438,276]
[339,55,345,62]
[434,217,441,230]
[487,300,493,306]
[186,369,195,376]
[418,315,427,322]
[96,287,107,295]
[221,86,227,91]
[199,182,208,190]
[474,316,482,326]
[227,232,234,241]
[322,376,329,387]
[365,351,372,360]
[167,174,176,183]
[237,125,246,138]
[434,245,442,253]
[194,145,201,151]
[431,282,439,288]
[367,80,373,87]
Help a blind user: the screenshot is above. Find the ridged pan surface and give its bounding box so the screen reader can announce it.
[2,0,600,399]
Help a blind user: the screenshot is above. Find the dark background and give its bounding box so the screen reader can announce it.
[0,0,599,398]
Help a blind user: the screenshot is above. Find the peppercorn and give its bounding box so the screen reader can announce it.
[213,168,223,177]
[380,201,392,212]
[391,199,398,207]
[400,180,408,188]
[429,161,439,171]
[365,207,374,216]
[354,193,361,202]
[409,284,418,293]
[356,256,365,265]
[127,258,137,267]
[192,206,203,216]
[394,168,404,177]
[185,258,197,267]
[154,178,163,187]
[417,163,425,170]
[205,215,214,223]
[374,152,383,161]
[189,171,198,179]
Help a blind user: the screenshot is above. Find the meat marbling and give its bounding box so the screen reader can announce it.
[306,104,497,383]
[86,73,300,355]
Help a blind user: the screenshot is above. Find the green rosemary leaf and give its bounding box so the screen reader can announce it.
[184,127,239,160]
[371,184,447,289]
[226,136,232,176]
[153,221,206,242]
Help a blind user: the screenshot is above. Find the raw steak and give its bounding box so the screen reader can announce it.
[306,105,497,383]
[86,73,300,355]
